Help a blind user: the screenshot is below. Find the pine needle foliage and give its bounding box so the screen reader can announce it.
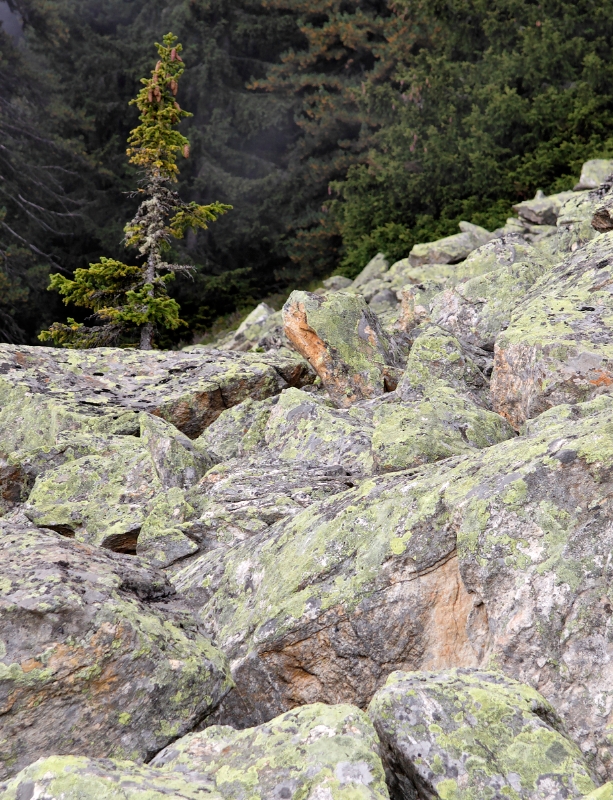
[40,33,231,349]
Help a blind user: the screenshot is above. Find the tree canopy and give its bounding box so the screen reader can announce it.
[3,0,613,342]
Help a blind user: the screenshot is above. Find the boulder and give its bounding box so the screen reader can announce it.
[264,387,374,475]
[175,403,613,779]
[574,159,613,190]
[323,274,353,290]
[513,190,576,226]
[491,232,613,428]
[195,395,279,461]
[369,669,595,800]
[557,191,599,254]
[1,703,390,800]
[584,784,613,800]
[140,412,216,490]
[0,525,231,779]
[351,252,390,288]
[283,291,401,407]
[0,344,313,440]
[408,221,493,267]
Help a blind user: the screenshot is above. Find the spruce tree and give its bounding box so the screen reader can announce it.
[40,33,230,350]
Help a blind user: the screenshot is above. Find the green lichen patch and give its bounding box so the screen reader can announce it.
[195,395,279,461]
[369,669,595,800]
[152,702,389,800]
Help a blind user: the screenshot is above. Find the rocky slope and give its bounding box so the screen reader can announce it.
[2,159,613,798]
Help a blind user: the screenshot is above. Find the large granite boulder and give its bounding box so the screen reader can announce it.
[0,344,313,440]
[369,669,595,800]
[174,400,613,780]
[574,159,613,190]
[283,291,401,407]
[513,189,576,226]
[408,221,493,267]
[0,703,390,800]
[491,231,613,428]
[0,525,231,780]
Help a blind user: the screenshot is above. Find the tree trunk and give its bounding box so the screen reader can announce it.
[140,252,156,350]
[140,322,154,350]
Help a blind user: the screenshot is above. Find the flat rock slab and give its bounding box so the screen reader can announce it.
[0,344,313,439]
[1,703,390,800]
[491,232,613,427]
[176,402,613,780]
[369,669,595,800]
[0,526,232,779]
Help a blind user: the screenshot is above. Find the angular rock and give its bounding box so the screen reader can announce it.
[369,669,595,800]
[195,395,279,461]
[584,784,613,800]
[0,755,223,800]
[574,159,613,190]
[23,436,160,550]
[0,526,231,779]
[179,456,355,556]
[371,388,514,472]
[408,221,492,267]
[176,404,613,780]
[140,413,216,490]
[491,232,613,428]
[1,703,390,800]
[0,344,313,440]
[323,274,353,290]
[513,189,576,226]
[557,191,599,254]
[264,387,374,475]
[136,487,200,568]
[152,703,390,799]
[283,290,401,407]
[352,252,390,288]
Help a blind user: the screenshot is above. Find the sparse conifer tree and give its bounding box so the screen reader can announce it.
[40,33,231,349]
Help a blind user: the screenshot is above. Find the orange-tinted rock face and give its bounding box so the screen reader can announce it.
[0,525,231,779]
[283,290,401,407]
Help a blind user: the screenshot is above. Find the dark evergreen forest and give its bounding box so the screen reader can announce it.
[2,0,613,345]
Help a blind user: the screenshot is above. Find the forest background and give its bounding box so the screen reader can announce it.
[2,0,613,346]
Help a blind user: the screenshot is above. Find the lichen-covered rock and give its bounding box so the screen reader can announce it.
[584,784,613,800]
[283,291,401,407]
[140,413,216,489]
[23,435,160,550]
[491,232,613,428]
[408,221,493,267]
[0,755,223,799]
[264,388,374,475]
[195,395,279,461]
[371,389,514,472]
[0,525,232,779]
[179,456,355,556]
[1,703,389,800]
[352,252,390,288]
[369,669,595,800]
[152,703,390,799]
[575,159,613,190]
[175,403,613,779]
[0,344,313,440]
[557,191,599,254]
[513,189,576,226]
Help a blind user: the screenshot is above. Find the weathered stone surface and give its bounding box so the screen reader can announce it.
[491,232,613,428]
[283,291,401,407]
[23,435,160,550]
[323,275,353,290]
[0,525,231,780]
[264,388,375,475]
[179,455,355,556]
[1,703,389,800]
[0,755,222,799]
[584,784,613,800]
[557,191,599,254]
[152,703,390,799]
[575,159,613,190]
[0,344,313,440]
[141,413,216,490]
[408,221,492,267]
[195,395,278,461]
[352,252,390,288]
[513,189,576,226]
[175,403,613,779]
[369,669,595,800]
